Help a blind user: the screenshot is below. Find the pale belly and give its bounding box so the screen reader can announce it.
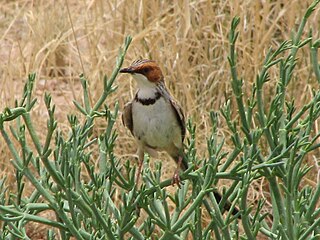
[132,98,181,149]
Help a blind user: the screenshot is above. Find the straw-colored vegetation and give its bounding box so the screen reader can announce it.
[0,0,319,238]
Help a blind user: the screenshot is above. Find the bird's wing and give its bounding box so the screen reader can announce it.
[122,102,134,135]
[169,98,186,141]
[157,83,188,170]
[158,83,186,142]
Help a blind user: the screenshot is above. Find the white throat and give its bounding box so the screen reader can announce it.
[132,73,158,99]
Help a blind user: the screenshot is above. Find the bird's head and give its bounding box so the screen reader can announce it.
[120,59,164,88]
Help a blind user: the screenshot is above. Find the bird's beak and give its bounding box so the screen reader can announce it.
[120,67,134,74]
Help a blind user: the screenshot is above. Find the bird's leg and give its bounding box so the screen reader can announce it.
[172,155,183,188]
[135,149,144,186]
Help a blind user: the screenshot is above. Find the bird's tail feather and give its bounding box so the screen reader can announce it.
[174,152,240,217]
[213,191,240,217]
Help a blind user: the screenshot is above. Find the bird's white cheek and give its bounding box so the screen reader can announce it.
[132,73,154,88]
[132,73,158,99]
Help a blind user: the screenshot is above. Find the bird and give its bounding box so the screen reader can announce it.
[120,59,240,217]
[120,59,187,187]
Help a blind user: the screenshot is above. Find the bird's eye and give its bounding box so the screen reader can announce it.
[143,68,150,74]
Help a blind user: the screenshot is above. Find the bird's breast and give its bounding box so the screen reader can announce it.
[132,97,181,149]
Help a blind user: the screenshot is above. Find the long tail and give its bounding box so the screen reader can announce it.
[213,191,240,217]
[176,154,240,217]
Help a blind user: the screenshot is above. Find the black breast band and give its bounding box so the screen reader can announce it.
[135,91,162,105]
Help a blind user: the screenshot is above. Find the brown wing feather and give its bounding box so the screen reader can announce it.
[156,82,186,142]
[169,98,186,142]
[122,102,134,136]
[168,98,188,170]
[157,83,187,169]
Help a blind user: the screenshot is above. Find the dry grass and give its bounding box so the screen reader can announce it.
[0,0,319,238]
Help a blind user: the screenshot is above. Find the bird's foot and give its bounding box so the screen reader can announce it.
[171,171,182,188]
